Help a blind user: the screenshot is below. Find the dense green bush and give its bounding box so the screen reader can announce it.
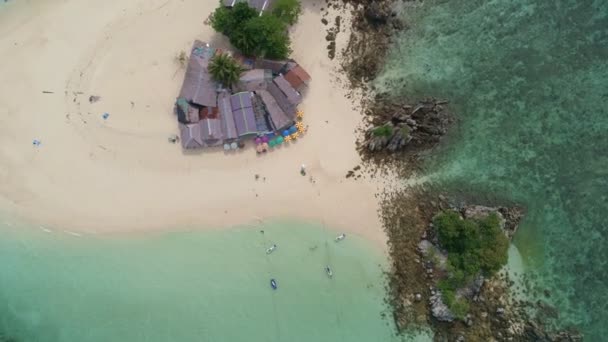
[433,210,509,316]
[372,124,393,137]
[209,1,298,59]
[272,0,302,25]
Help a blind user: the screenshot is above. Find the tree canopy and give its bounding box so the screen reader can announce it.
[433,210,509,318]
[208,53,244,87]
[434,210,509,280]
[272,0,302,25]
[209,1,298,59]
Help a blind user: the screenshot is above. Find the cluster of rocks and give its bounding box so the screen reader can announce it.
[339,0,405,84]
[360,98,450,154]
[417,201,583,341]
[323,16,342,59]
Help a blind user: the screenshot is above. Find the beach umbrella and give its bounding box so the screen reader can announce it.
[284,135,292,142]
[231,142,238,150]
[295,122,304,129]
[262,143,269,151]
[262,136,269,143]
[291,132,299,140]
[267,132,276,139]
[296,110,304,119]
[256,144,264,153]
[277,136,284,144]
[223,143,231,151]
[297,126,305,134]
[282,130,290,137]
[255,137,262,145]
[268,140,276,148]
[289,126,297,134]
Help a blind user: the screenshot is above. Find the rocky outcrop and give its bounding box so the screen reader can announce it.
[523,321,583,342]
[418,239,447,272]
[461,204,524,240]
[360,98,450,154]
[363,2,392,25]
[456,274,484,300]
[429,292,455,322]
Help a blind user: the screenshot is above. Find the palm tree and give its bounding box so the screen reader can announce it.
[208,53,244,88]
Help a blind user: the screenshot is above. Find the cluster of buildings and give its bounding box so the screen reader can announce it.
[175,40,310,150]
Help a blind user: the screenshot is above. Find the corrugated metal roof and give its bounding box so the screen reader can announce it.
[223,0,274,13]
[233,107,257,137]
[179,123,203,149]
[254,59,287,74]
[200,118,223,142]
[178,41,218,108]
[267,81,297,118]
[258,90,292,131]
[273,75,302,105]
[230,92,253,109]
[218,92,238,140]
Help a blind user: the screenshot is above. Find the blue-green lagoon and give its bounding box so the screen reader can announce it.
[0,220,404,342]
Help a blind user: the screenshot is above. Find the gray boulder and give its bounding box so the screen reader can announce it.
[429,292,455,322]
[462,205,506,230]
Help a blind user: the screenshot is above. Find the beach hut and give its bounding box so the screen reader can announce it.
[257,90,293,131]
[178,40,218,108]
[175,97,190,124]
[284,65,311,93]
[254,58,288,74]
[179,123,203,149]
[238,69,272,92]
[230,92,258,138]
[199,118,223,145]
[218,92,238,140]
[187,106,200,123]
[267,79,298,118]
[274,75,302,106]
[222,0,275,14]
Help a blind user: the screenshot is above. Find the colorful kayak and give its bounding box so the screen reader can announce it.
[335,233,346,242]
[270,279,278,290]
[266,244,277,254]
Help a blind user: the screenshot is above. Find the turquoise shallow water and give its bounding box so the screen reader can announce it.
[0,220,404,342]
[377,0,608,339]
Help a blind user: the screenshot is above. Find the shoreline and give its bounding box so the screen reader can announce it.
[0,0,389,250]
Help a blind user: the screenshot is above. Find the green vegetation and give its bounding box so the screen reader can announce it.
[208,53,244,87]
[210,1,299,59]
[372,124,393,137]
[433,210,509,317]
[438,284,470,319]
[272,0,302,25]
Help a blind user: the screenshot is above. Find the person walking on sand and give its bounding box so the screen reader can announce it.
[300,164,307,176]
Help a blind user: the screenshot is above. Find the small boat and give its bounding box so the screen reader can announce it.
[325,266,333,278]
[266,244,277,254]
[335,233,346,242]
[270,279,278,290]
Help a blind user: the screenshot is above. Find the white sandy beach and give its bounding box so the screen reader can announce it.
[0,0,389,248]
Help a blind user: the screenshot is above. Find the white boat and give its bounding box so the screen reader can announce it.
[335,233,346,242]
[325,266,333,278]
[266,244,277,254]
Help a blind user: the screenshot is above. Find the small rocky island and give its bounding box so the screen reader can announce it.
[380,191,583,341]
